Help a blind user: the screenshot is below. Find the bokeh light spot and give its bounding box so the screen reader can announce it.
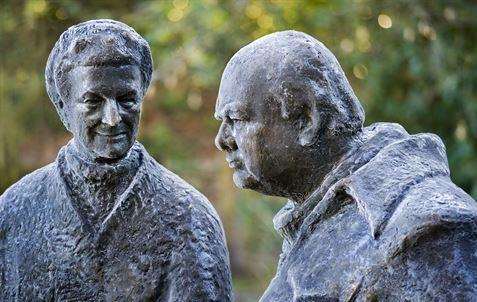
[27,0,47,15]
[353,64,368,79]
[403,27,415,42]
[173,0,189,10]
[355,26,371,52]
[455,122,467,141]
[168,8,184,22]
[356,26,370,41]
[340,39,354,53]
[187,92,203,111]
[444,7,456,21]
[418,22,437,40]
[378,14,392,29]
[257,15,274,30]
[246,4,262,19]
[55,8,67,20]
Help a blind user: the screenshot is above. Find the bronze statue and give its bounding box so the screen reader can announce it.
[0,19,232,301]
[215,30,477,301]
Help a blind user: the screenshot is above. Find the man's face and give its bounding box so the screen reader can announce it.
[66,65,143,161]
[214,69,301,196]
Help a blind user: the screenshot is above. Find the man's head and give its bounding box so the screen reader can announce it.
[46,19,153,161]
[215,30,364,201]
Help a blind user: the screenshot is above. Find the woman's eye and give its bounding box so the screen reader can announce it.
[119,98,136,107]
[84,98,101,106]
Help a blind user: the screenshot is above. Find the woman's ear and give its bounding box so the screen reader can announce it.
[298,101,320,147]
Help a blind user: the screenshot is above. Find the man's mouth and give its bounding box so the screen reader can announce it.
[228,160,242,169]
[226,155,243,169]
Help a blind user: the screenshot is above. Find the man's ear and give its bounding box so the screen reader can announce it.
[298,101,320,147]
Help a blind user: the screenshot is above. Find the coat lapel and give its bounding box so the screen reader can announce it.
[95,154,147,247]
[56,147,148,247]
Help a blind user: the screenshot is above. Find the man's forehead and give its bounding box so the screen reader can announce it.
[215,97,249,118]
[216,66,260,103]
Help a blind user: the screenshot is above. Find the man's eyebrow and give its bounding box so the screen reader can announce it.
[228,108,248,116]
[214,103,231,120]
[215,104,248,120]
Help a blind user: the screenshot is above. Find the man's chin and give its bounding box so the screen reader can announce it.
[232,169,283,197]
[232,169,263,191]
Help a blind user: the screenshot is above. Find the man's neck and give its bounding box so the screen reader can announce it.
[290,132,363,204]
[273,131,365,244]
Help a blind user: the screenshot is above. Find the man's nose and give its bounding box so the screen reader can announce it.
[102,99,122,126]
[215,121,237,152]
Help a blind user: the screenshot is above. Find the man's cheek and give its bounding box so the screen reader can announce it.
[241,125,265,169]
[244,141,267,179]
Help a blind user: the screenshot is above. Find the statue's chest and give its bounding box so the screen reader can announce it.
[38,204,173,301]
[262,204,378,302]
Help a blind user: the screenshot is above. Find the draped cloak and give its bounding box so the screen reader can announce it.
[0,141,232,301]
[261,123,477,301]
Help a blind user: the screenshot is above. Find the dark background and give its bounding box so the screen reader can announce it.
[1,0,476,300]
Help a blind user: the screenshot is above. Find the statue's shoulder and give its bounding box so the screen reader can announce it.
[0,162,57,227]
[349,128,477,256]
[361,177,477,298]
[380,174,477,258]
[1,162,56,206]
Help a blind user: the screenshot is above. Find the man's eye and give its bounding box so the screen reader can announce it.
[230,115,248,123]
[226,116,240,123]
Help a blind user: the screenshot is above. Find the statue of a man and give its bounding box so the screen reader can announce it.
[215,30,477,301]
[1,19,232,301]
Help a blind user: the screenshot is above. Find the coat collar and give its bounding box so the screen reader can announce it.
[274,123,450,245]
[344,132,450,238]
[56,140,149,245]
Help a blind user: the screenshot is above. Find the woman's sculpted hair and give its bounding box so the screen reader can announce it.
[45,19,153,131]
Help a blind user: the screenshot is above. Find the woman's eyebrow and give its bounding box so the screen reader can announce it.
[82,91,103,99]
[118,90,138,98]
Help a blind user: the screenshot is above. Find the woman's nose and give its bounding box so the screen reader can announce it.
[102,99,122,126]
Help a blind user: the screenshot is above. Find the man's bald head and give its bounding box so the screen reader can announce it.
[219,30,365,140]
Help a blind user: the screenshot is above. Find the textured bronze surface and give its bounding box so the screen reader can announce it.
[215,30,477,301]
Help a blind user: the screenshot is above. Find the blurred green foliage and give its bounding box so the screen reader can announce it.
[1,0,476,300]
